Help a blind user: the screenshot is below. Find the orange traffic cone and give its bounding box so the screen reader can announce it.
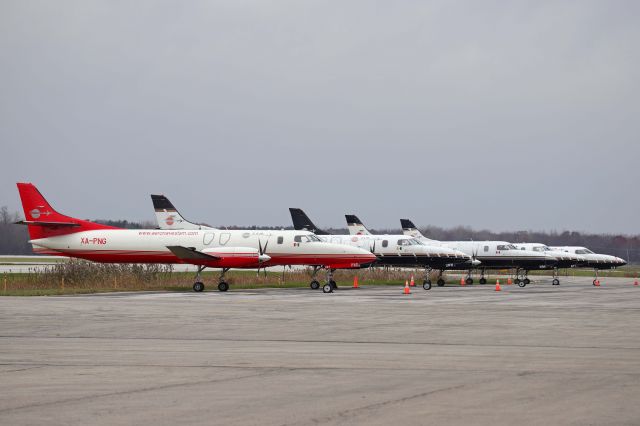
[460,277,466,286]
[410,275,415,287]
[634,278,638,287]
[353,276,359,289]
[507,277,512,285]
[495,279,501,291]
[404,280,411,294]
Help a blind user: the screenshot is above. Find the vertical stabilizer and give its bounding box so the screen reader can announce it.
[345,214,372,235]
[151,195,216,230]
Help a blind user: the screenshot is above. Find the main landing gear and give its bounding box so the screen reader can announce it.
[513,269,531,287]
[192,266,231,292]
[309,267,337,293]
[423,267,432,290]
[217,268,230,292]
[479,269,487,285]
[592,269,600,286]
[193,266,206,292]
[552,267,560,286]
[322,269,337,293]
[309,266,321,290]
[465,270,474,285]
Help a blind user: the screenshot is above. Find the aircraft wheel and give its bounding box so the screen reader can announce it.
[552,278,560,286]
[423,280,432,290]
[437,279,445,287]
[193,282,205,292]
[593,279,597,286]
[523,278,531,285]
[310,280,320,290]
[322,284,333,293]
[466,278,474,285]
[330,280,338,289]
[218,281,229,292]
[479,278,487,285]
[518,281,527,288]
[514,278,520,285]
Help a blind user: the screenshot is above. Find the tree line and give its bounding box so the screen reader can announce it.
[1,207,638,263]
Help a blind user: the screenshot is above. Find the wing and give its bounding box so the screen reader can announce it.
[166,245,221,261]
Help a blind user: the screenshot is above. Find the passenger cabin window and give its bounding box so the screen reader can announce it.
[398,239,410,246]
[484,245,489,252]
[497,245,510,251]
[294,235,311,243]
[382,240,388,248]
[277,236,284,244]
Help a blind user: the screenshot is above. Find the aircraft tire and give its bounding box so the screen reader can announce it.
[218,282,229,292]
[593,279,597,286]
[518,281,527,288]
[193,282,205,292]
[437,278,445,286]
[310,280,320,290]
[479,278,487,285]
[552,279,560,286]
[322,284,333,293]
[423,280,432,290]
[466,278,474,285]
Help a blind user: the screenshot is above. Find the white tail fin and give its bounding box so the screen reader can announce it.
[345,214,372,235]
[151,195,216,230]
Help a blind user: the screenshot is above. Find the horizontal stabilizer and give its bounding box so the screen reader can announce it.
[15,220,81,227]
[166,245,221,261]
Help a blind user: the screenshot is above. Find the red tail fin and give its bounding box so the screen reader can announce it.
[16,183,117,240]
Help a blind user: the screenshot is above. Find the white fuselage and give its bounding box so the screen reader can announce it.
[549,246,626,269]
[30,228,375,268]
[316,234,471,268]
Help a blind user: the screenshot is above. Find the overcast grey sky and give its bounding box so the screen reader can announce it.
[1,1,638,234]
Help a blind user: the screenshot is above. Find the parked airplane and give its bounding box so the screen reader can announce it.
[15,183,376,294]
[149,194,379,292]
[400,219,557,287]
[549,246,627,285]
[289,208,474,290]
[514,243,587,285]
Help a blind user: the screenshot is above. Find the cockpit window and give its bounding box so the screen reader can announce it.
[398,239,421,246]
[575,249,594,254]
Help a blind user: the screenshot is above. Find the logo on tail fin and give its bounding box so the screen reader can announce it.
[165,215,175,226]
[30,209,41,219]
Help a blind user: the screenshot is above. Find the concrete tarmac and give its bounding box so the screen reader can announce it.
[1,276,639,425]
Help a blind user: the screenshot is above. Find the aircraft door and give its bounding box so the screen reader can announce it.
[203,232,215,245]
[219,232,231,245]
